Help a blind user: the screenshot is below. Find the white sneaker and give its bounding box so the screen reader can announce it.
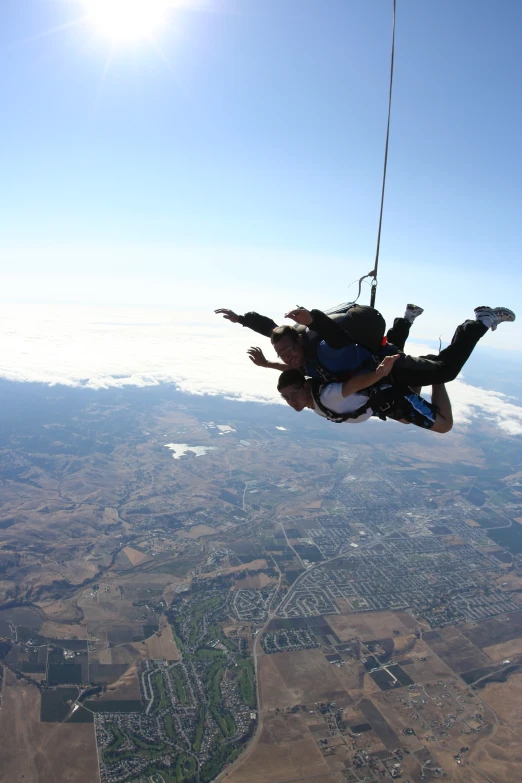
[404,304,424,324]
[474,306,516,331]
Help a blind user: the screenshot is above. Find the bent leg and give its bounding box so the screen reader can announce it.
[392,319,487,387]
[430,384,453,433]
[386,317,411,352]
[389,386,451,433]
[387,391,439,430]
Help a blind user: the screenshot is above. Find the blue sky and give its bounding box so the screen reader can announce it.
[1,0,521,347]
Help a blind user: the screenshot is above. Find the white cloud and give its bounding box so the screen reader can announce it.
[2,245,521,350]
[0,304,280,401]
[447,380,522,436]
[1,306,521,436]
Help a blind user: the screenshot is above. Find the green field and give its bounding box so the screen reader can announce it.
[157,562,193,577]
[200,741,242,783]
[102,724,127,760]
[170,666,187,704]
[192,706,205,752]
[236,658,256,709]
[153,670,169,711]
[131,734,162,750]
[208,622,236,652]
[175,753,196,781]
[164,714,177,740]
[205,660,224,712]
[173,595,224,649]
[143,754,197,783]
[217,712,235,738]
[193,647,224,660]
[205,658,235,739]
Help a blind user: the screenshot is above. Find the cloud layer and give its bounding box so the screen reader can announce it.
[1,305,521,436]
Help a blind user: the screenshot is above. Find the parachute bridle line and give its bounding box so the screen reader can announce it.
[369,0,397,309]
[313,1,398,318]
[329,1,396,314]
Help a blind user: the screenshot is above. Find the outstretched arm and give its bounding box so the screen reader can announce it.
[341,355,400,398]
[215,308,278,338]
[247,347,288,371]
[284,307,355,348]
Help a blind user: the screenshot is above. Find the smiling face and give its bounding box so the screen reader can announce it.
[279,382,310,412]
[273,335,305,369]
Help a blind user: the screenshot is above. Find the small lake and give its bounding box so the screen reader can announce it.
[164,443,217,460]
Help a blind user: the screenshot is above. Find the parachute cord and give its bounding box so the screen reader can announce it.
[355,270,376,303]
[368,0,397,309]
[325,274,372,313]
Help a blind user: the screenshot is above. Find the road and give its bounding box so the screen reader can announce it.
[279,521,305,569]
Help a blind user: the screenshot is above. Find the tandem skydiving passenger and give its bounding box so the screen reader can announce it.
[275,305,516,433]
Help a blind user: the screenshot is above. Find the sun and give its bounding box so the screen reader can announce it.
[82,0,174,43]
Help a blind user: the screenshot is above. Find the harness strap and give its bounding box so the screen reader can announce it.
[310,380,411,423]
[310,380,373,423]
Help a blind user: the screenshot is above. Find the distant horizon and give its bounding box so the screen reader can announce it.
[1,304,521,436]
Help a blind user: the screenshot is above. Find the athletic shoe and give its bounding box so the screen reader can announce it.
[474,306,516,331]
[404,304,424,324]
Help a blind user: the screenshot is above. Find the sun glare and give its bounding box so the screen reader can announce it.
[83,0,173,42]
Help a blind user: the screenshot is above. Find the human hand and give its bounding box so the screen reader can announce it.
[247,347,268,367]
[375,354,400,379]
[284,307,313,326]
[215,308,239,323]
